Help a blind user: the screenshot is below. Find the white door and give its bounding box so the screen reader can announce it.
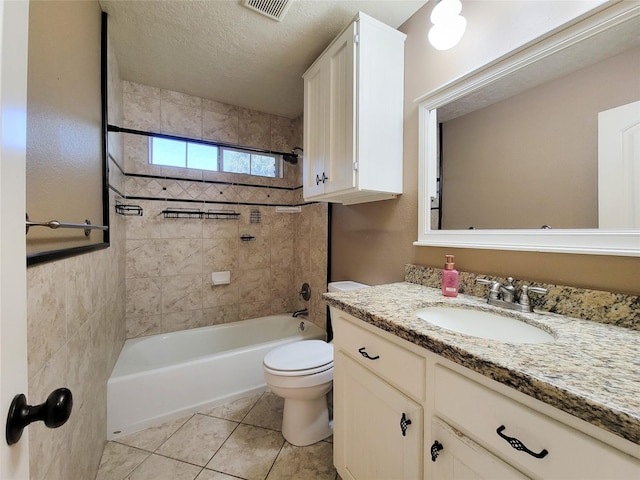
[0,0,30,478]
[598,100,640,228]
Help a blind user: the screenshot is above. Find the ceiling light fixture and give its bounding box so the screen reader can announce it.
[428,0,467,50]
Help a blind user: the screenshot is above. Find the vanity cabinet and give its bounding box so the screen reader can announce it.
[330,307,640,480]
[333,312,425,479]
[302,12,405,205]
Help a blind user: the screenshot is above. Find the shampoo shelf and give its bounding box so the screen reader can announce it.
[161,208,240,220]
[115,203,143,216]
[205,210,240,220]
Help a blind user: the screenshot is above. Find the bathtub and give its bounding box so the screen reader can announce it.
[107,314,325,439]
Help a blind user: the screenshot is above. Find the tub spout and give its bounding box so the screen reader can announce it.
[292,308,308,318]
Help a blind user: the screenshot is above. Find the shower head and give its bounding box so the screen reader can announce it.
[282,147,303,165]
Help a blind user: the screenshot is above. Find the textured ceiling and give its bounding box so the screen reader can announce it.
[99,0,428,118]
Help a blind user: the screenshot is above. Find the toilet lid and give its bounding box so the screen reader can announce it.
[263,340,333,372]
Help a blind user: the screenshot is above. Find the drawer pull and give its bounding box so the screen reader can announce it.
[400,413,412,436]
[430,440,444,462]
[358,347,380,360]
[497,425,549,459]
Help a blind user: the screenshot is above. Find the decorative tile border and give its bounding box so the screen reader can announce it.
[405,264,640,330]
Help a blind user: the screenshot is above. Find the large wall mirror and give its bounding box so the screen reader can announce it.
[415,2,639,256]
[26,1,109,265]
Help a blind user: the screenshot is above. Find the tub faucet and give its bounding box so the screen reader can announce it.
[292,308,308,318]
[476,277,547,313]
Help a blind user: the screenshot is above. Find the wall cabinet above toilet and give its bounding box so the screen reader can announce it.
[302,12,406,205]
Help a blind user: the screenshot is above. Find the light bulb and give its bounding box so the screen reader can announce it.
[430,0,462,24]
[428,14,467,50]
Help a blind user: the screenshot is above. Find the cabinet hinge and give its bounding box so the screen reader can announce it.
[353,161,358,171]
[354,33,359,44]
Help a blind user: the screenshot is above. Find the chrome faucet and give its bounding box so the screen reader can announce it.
[476,277,547,313]
[292,308,308,318]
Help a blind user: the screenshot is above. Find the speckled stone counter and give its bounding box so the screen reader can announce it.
[323,282,640,446]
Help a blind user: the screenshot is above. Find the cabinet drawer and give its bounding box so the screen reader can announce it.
[333,314,425,401]
[434,365,640,479]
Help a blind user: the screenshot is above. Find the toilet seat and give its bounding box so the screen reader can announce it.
[263,340,333,376]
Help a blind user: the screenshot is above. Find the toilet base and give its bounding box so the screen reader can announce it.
[281,396,333,446]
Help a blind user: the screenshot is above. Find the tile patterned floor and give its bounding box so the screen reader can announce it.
[96,392,339,480]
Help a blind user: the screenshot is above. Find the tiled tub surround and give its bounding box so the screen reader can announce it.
[121,81,329,337]
[324,282,640,447]
[405,264,640,330]
[125,201,328,338]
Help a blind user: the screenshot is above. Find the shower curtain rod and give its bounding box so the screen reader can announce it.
[107,125,292,157]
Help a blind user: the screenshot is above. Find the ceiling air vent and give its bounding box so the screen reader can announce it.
[243,0,293,21]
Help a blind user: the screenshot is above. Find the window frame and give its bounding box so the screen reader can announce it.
[149,135,282,178]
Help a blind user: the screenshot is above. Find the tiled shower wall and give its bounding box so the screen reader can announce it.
[122,82,329,338]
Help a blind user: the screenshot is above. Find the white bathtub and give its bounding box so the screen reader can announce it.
[107,314,325,439]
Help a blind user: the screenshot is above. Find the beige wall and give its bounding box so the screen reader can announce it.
[26,2,127,479]
[331,1,640,296]
[442,46,640,230]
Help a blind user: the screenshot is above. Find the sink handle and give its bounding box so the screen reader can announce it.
[496,425,548,459]
[476,278,501,300]
[519,285,548,307]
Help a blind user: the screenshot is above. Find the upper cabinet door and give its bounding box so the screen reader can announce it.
[302,61,328,199]
[324,22,356,195]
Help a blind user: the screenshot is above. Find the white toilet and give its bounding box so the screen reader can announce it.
[263,281,368,446]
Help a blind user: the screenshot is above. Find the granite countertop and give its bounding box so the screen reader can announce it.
[323,282,640,446]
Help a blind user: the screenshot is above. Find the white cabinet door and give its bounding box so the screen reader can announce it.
[431,417,529,480]
[303,23,356,197]
[324,22,356,194]
[334,351,423,480]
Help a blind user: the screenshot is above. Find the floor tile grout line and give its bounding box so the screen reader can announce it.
[198,416,244,472]
[263,439,288,480]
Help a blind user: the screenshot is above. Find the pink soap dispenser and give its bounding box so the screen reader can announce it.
[442,255,459,297]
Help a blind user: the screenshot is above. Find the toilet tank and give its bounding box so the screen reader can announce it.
[328,281,368,292]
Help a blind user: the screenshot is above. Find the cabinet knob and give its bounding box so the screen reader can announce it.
[430,440,444,461]
[316,174,323,185]
[400,412,412,436]
[496,425,548,459]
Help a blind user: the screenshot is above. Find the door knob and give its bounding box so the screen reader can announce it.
[6,388,73,445]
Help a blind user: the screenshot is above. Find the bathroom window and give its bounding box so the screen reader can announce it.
[150,137,280,177]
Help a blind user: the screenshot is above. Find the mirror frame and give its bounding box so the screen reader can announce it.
[414,2,640,256]
[26,10,110,266]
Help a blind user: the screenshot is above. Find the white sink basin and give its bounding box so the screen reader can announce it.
[415,306,555,344]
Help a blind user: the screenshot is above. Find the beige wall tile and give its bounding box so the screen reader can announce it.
[123,93,161,131]
[123,81,161,99]
[161,101,202,138]
[162,274,203,313]
[27,261,67,377]
[126,239,163,278]
[162,310,205,333]
[203,237,238,271]
[203,304,239,325]
[161,89,202,108]
[203,281,239,309]
[203,109,239,144]
[126,314,162,338]
[126,277,162,316]
[161,238,203,276]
